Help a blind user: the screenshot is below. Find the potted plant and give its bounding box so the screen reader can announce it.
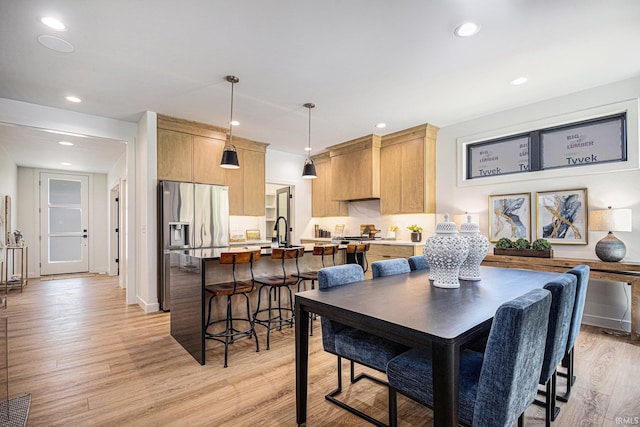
[493,237,553,258]
[407,224,423,242]
[12,229,23,246]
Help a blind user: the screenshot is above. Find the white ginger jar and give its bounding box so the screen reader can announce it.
[458,215,490,281]
[423,214,470,288]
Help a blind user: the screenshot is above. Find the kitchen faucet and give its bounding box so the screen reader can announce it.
[274,216,289,248]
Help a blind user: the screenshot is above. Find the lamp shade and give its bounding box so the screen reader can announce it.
[589,208,632,232]
[302,159,317,179]
[220,145,240,169]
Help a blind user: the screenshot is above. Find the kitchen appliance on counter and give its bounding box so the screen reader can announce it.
[158,180,230,311]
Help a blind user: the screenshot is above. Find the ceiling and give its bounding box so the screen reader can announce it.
[1,0,639,173]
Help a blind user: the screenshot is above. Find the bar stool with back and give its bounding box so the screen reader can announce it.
[204,248,261,368]
[253,246,305,350]
[296,244,338,335]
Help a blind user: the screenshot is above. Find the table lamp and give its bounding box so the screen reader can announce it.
[589,207,632,262]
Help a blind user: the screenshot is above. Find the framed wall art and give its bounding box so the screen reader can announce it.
[488,192,531,242]
[536,188,588,244]
[245,230,261,241]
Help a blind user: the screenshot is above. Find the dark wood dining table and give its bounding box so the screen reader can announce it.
[294,265,562,427]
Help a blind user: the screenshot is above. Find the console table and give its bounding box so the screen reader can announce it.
[482,255,640,340]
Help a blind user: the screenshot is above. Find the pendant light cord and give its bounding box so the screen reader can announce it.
[228,80,234,146]
[307,105,312,158]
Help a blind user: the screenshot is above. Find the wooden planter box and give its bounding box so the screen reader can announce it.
[493,248,554,258]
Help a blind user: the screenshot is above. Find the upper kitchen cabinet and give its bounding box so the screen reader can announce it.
[380,123,438,214]
[329,135,381,201]
[157,114,227,185]
[157,114,269,216]
[224,136,268,216]
[157,128,193,182]
[311,152,349,217]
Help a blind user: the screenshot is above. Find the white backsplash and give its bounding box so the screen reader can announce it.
[302,199,438,241]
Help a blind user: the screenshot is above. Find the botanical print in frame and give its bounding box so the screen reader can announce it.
[488,193,531,242]
[536,188,588,244]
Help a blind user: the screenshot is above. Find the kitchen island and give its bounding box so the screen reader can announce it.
[169,244,344,364]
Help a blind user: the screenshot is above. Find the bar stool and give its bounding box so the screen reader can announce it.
[253,246,304,350]
[296,244,338,335]
[346,243,369,273]
[204,249,260,368]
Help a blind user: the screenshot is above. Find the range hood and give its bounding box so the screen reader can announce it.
[329,134,381,201]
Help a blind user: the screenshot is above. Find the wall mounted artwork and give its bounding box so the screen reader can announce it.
[488,193,531,242]
[536,188,588,244]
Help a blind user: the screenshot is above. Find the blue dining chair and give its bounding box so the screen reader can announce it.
[371,258,411,278]
[408,255,430,272]
[535,273,577,427]
[386,288,552,427]
[319,264,408,427]
[557,265,590,402]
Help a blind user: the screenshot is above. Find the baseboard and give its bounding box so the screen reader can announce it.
[582,314,630,333]
[136,295,160,313]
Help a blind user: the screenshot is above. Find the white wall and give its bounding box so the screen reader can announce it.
[436,76,640,332]
[266,149,312,244]
[0,143,18,265]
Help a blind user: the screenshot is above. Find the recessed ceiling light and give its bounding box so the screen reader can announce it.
[304,147,312,151]
[40,17,66,31]
[65,95,82,103]
[510,77,529,86]
[375,123,387,129]
[58,141,74,146]
[454,22,480,37]
[230,120,240,126]
[60,162,72,166]
[37,34,74,53]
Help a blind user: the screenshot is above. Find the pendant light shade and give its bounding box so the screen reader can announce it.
[301,103,317,179]
[221,75,240,169]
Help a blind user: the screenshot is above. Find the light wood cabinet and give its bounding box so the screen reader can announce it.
[328,135,381,201]
[223,136,267,216]
[157,114,268,216]
[311,152,349,217]
[157,129,193,182]
[380,124,438,214]
[193,135,225,185]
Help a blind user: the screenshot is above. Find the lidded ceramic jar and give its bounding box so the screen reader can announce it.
[458,215,490,281]
[423,213,470,288]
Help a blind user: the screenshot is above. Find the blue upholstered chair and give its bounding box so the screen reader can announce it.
[386,288,552,427]
[319,264,408,427]
[535,273,577,427]
[371,258,411,278]
[408,255,430,272]
[558,265,590,401]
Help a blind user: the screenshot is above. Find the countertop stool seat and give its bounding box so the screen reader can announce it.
[253,246,304,350]
[204,249,261,368]
[296,244,338,335]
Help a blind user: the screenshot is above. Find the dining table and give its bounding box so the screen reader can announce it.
[294,265,563,427]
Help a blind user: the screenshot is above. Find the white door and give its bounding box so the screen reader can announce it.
[40,173,89,275]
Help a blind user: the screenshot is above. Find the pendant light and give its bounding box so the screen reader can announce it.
[301,102,317,179]
[220,75,240,169]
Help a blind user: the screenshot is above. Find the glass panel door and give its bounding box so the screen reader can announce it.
[40,173,89,275]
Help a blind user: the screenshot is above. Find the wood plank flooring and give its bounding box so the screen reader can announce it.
[3,275,639,426]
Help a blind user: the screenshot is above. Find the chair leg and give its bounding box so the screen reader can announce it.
[557,349,574,402]
[550,371,560,421]
[243,293,259,353]
[518,412,525,427]
[388,387,398,427]
[223,295,232,368]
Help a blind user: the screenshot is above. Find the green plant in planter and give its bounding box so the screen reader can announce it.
[495,238,514,249]
[407,224,423,233]
[514,238,531,249]
[532,238,552,250]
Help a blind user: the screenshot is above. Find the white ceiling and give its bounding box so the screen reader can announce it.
[1,0,639,173]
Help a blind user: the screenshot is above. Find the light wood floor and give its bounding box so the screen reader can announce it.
[3,275,639,426]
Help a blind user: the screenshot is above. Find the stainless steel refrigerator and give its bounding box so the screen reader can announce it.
[158,181,229,311]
